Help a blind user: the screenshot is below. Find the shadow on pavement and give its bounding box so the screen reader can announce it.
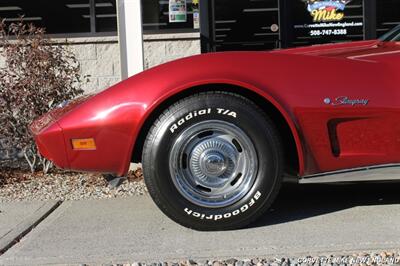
[250,181,400,228]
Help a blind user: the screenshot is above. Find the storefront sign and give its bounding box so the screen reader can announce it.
[293,0,363,40]
[306,0,351,22]
[169,0,187,23]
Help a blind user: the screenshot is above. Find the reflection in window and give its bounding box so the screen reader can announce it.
[377,0,400,37]
[0,0,117,36]
[212,0,280,51]
[95,0,117,32]
[142,0,198,33]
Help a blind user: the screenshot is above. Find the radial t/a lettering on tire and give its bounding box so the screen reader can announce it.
[142,92,283,231]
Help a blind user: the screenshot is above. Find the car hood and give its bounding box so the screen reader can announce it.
[272,40,399,61]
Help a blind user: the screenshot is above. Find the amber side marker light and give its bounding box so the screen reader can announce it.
[71,138,96,150]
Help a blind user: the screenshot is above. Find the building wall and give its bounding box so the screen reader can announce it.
[62,36,122,94]
[143,32,201,69]
[0,37,122,94]
[0,33,201,94]
[64,32,200,93]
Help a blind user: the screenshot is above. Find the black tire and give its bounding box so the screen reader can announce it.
[142,91,283,231]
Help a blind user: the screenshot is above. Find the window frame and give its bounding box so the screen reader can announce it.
[141,0,200,35]
[1,0,119,38]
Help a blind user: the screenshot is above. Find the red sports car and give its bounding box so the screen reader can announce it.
[31,26,400,230]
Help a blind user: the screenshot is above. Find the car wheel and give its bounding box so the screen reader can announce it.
[142,91,283,230]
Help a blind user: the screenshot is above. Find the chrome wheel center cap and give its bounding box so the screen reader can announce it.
[190,138,236,181]
[170,121,258,208]
[201,152,227,177]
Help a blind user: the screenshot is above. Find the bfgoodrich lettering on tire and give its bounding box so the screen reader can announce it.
[142,91,283,231]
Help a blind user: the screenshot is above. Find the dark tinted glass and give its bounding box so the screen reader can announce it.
[0,0,117,35]
[212,0,280,51]
[379,24,400,41]
[0,0,91,34]
[377,0,400,37]
[95,0,117,32]
[291,0,364,47]
[142,0,198,33]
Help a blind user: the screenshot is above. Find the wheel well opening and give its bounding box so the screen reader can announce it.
[131,84,299,176]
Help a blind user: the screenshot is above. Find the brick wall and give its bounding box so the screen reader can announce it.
[0,33,201,94]
[143,32,201,69]
[64,36,121,94]
[65,33,200,93]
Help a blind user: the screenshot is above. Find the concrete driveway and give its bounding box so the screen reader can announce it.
[0,201,60,255]
[1,182,400,265]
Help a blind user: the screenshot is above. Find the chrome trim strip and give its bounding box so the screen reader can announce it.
[300,164,400,184]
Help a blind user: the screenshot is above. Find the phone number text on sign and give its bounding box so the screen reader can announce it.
[310,29,347,36]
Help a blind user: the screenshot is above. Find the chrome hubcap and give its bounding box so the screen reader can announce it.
[201,152,227,177]
[169,120,258,208]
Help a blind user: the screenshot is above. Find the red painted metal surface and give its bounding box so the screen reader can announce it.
[31,40,400,177]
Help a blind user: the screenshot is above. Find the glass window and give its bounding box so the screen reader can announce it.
[0,0,117,36]
[212,0,280,51]
[142,0,199,33]
[377,0,400,37]
[95,0,117,32]
[380,24,400,41]
[291,0,364,47]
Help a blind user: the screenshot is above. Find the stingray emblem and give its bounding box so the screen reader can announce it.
[324,97,369,106]
[305,0,352,22]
